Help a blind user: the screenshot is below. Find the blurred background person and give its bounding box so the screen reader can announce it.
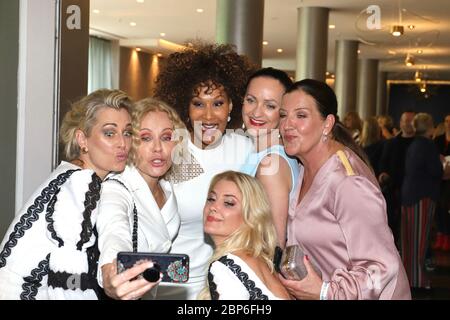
[432,114,450,251]
[360,116,384,177]
[378,111,416,248]
[377,115,397,140]
[343,111,362,144]
[401,113,443,289]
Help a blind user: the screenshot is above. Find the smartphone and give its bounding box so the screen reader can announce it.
[117,252,189,283]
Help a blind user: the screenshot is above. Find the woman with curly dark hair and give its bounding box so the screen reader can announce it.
[154,43,255,299]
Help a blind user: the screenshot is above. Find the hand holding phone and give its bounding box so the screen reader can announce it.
[117,252,189,283]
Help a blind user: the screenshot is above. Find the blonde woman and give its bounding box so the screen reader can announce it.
[199,171,291,300]
[96,97,186,300]
[0,89,134,299]
[360,117,384,176]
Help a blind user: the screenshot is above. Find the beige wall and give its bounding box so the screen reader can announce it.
[119,47,161,101]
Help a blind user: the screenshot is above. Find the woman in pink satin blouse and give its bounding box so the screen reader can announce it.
[278,79,411,300]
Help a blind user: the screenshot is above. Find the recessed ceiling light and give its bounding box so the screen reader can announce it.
[196,8,204,13]
[417,49,423,54]
[136,0,145,3]
[160,32,166,37]
[277,48,283,53]
[157,53,163,57]
[405,53,415,67]
[408,25,415,30]
[92,9,100,14]
[136,48,142,52]
[130,22,137,27]
[391,25,404,37]
[329,25,336,29]
[388,50,396,55]
[262,41,269,46]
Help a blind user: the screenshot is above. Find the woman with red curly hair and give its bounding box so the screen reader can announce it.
[154,43,256,299]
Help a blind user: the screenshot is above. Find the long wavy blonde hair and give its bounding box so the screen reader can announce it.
[198,171,278,300]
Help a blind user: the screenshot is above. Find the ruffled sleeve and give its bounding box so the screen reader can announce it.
[327,175,400,300]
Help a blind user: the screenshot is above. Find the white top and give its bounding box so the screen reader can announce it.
[0,162,100,300]
[209,253,284,300]
[96,166,180,292]
[156,132,253,299]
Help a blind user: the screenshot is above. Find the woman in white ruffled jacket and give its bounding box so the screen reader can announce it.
[96,98,186,300]
[0,89,152,300]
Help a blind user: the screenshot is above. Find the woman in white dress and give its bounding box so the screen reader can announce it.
[96,98,185,300]
[199,171,291,300]
[241,67,299,247]
[154,43,255,299]
[0,89,142,300]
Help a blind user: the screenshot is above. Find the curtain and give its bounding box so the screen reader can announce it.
[88,36,113,93]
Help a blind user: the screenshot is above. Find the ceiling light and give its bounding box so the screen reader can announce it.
[130,22,137,27]
[420,83,426,93]
[262,41,269,46]
[388,50,396,55]
[136,48,141,52]
[92,9,100,14]
[329,25,336,29]
[391,25,404,37]
[160,32,166,37]
[331,74,335,79]
[277,48,283,53]
[408,25,415,30]
[157,53,163,57]
[414,71,422,82]
[196,8,204,13]
[357,49,361,54]
[405,53,415,67]
[136,0,145,3]
[417,49,423,54]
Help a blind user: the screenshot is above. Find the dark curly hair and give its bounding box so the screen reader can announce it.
[154,43,256,130]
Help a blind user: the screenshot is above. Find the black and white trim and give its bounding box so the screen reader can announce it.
[209,256,269,300]
[20,254,50,300]
[0,170,79,267]
[76,173,102,251]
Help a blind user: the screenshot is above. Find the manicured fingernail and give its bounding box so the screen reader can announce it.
[305,255,309,261]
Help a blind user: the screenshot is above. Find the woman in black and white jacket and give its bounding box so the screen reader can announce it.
[0,89,150,300]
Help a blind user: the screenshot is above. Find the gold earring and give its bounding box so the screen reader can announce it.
[81,146,88,154]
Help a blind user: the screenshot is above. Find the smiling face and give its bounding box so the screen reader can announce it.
[135,111,176,185]
[78,107,132,179]
[242,76,285,138]
[189,85,232,149]
[203,179,244,246]
[279,90,328,159]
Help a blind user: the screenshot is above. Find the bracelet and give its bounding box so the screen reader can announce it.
[320,281,330,300]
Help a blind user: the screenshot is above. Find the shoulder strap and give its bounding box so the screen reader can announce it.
[106,178,138,252]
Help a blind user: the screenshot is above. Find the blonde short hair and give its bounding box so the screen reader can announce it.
[60,89,133,161]
[130,97,186,167]
[198,171,278,299]
[413,112,434,136]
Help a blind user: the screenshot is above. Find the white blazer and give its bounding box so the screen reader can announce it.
[96,166,180,287]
